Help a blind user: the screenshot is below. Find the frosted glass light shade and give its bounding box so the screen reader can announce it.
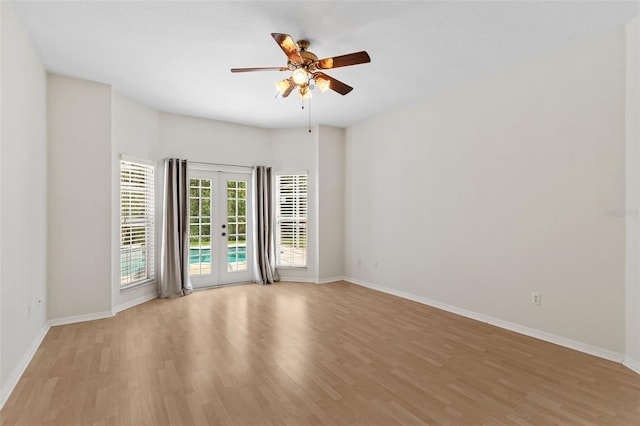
[292,68,308,85]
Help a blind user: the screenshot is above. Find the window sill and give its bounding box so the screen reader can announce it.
[276,266,308,270]
[120,279,155,292]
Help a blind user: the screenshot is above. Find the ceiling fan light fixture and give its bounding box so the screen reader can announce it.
[299,85,312,100]
[315,76,330,93]
[275,79,290,95]
[292,68,308,85]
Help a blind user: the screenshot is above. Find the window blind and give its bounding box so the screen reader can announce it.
[276,174,308,267]
[120,160,155,287]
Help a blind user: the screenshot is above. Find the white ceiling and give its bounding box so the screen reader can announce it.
[12,1,640,129]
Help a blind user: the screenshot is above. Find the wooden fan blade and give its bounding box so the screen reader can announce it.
[282,78,296,98]
[231,67,288,73]
[317,51,371,69]
[313,72,353,95]
[271,33,303,63]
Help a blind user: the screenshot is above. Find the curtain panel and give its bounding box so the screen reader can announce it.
[159,158,193,298]
[254,166,280,284]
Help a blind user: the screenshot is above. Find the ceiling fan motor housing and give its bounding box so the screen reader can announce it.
[296,40,318,70]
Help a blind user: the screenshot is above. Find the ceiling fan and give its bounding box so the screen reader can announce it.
[231,33,371,99]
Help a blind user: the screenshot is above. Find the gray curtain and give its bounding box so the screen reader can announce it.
[253,166,279,284]
[160,158,193,298]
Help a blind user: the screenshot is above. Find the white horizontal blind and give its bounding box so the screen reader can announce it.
[276,174,308,267]
[120,160,155,287]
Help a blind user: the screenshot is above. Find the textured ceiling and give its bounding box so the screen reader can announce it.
[12,1,640,129]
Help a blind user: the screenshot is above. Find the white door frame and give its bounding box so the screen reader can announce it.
[188,168,254,288]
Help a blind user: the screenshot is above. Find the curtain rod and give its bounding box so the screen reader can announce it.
[189,161,254,170]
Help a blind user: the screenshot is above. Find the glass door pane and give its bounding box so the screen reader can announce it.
[219,172,253,284]
[189,177,214,286]
[226,179,247,272]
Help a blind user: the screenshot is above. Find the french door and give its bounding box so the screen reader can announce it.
[189,171,253,288]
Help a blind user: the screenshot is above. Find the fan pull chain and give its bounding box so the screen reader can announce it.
[308,96,312,133]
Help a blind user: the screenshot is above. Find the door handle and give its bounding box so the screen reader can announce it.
[222,224,226,229]
[221,232,226,237]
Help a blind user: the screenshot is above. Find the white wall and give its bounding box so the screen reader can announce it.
[0,1,48,406]
[345,26,627,355]
[268,128,319,281]
[625,16,640,372]
[318,126,345,281]
[47,75,112,320]
[159,112,270,165]
[111,93,160,310]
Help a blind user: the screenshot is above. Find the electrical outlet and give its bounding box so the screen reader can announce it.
[531,292,542,305]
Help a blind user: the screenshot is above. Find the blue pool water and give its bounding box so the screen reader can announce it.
[122,248,246,277]
[190,247,246,264]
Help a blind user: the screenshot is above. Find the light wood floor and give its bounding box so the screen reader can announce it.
[2,281,640,425]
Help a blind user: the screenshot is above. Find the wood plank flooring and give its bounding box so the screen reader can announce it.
[1,281,640,425]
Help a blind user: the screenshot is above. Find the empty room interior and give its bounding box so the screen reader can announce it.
[2,0,640,424]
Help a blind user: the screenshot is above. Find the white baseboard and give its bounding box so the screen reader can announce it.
[112,292,158,315]
[49,293,158,327]
[316,276,347,284]
[278,276,346,284]
[47,310,114,327]
[0,322,50,410]
[278,277,318,283]
[345,277,626,365]
[624,356,640,375]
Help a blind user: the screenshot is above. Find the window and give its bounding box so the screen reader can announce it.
[276,173,308,267]
[120,159,155,288]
